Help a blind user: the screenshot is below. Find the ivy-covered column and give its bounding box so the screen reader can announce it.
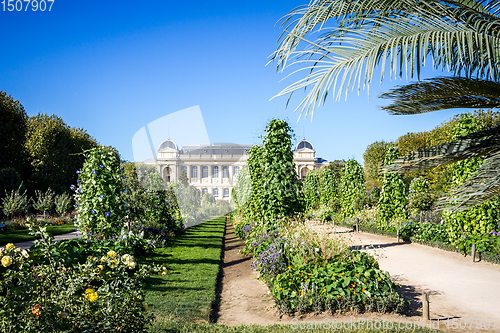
[378,146,407,230]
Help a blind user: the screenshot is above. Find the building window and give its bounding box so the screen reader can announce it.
[222,166,229,178]
[233,166,240,175]
[212,188,219,197]
[202,166,208,178]
[191,166,198,178]
[212,166,219,178]
[223,188,229,198]
[202,188,208,196]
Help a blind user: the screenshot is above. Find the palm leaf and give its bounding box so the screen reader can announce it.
[435,149,500,211]
[272,0,500,118]
[384,124,500,173]
[380,77,500,115]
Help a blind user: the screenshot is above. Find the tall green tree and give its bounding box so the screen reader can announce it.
[273,0,500,211]
[25,114,97,194]
[319,167,339,210]
[0,92,28,180]
[363,141,393,189]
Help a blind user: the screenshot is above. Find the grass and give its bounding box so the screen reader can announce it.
[0,223,76,246]
[141,216,226,331]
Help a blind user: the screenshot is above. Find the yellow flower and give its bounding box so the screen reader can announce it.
[353,291,356,294]
[107,250,117,258]
[84,289,98,302]
[322,289,326,294]
[336,295,341,298]
[21,249,29,259]
[288,266,292,270]
[301,291,305,295]
[108,259,118,269]
[95,265,104,274]
[362,288,366,292]
[1,256,12,267]
[159,266,168,276]
[5,243,14,251]
[377,277,381,281]
[100,256,106,263]
[143,303,149,312]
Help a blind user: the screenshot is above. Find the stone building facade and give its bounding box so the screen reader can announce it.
[150,138,328,201]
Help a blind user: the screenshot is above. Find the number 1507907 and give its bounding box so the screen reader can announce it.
[1,0,54,11]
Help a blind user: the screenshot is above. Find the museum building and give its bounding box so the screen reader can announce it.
[150,138,328,200]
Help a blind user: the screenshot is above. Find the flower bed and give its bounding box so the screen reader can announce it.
[238,217,404,316]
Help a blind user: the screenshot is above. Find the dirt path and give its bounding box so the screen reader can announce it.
[217,220,500,332]
[13,231,81,250]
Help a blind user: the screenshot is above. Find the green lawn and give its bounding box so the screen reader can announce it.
[141,216,441,333]
[0,224,76,246]
[141,216,226,330]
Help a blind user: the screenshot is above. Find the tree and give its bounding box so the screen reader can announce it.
[363,141,393,189]
[0,92,28,178]
[273,0,500,211]
[319,167,339,210]
[25,114,97,195]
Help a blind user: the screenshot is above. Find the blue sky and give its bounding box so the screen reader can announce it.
[1,0,464,164]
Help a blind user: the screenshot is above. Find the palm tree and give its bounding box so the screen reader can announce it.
[272,0,500,211]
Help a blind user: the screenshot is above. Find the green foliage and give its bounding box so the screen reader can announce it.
[339,159,365,218]
[408,177,434,214]
[1,186,29,218]
[303,170,320,211]
[0,226,161,332]
[74,146,125,238]
[0,168,24,201]
[232,166,251,208]
[201,193,216,206]
[363,141,392,189]
[54,193,73,216]
[378,147,407,228]
[32,188,55,216]
[0,92,28,178]
[261,119,302,220]
[178,169,189,187]
[319,168,339,211]
[271,260,403,315]
[244,119,302,224]
[25,113,97,195]
[444,114,500,254]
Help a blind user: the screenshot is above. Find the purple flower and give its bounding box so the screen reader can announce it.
[91,210,96,214]
[100,164,104,168]
[106,211,110,217]
[76,170,80,174]
[70,184,75,190]
[100,194,104,199]
[92,170,96,174]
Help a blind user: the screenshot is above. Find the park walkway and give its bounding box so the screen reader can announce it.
[310,222,500,331]
[13,231,81,250]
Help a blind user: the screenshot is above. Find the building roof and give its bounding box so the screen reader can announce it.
[158,138,178,151]
[295,138,314,151]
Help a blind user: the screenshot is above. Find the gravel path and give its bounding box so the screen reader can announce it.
[310,222,500,332]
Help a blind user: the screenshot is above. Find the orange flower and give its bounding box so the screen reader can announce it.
[32,304,42,318]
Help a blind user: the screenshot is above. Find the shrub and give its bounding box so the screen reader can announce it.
[303,170,320,211]
[0,226,166,332]
[73,146,125,238]
[54,193,73,216]
[32,188,55,217]
[408,177,434,214]
[1,186,29,218]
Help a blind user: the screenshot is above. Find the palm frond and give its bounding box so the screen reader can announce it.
[380,77,500,115]
[384,124,500,173]
[272,0,500,118]
[435,149,500,211]
[272,13,500,118]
